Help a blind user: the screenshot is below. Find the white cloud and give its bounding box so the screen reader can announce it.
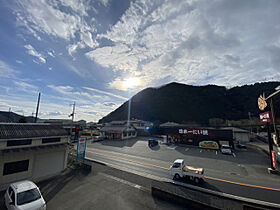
[83,86,128,100]
[47,51,55,57]
[48,67,53,71]
[67,41,85,56]
[59,0,89,16]
[86,0,280,88]
[16,60,23,64]
[16,0,82,40]
[24,44,46,63]
[0,60,18,79]
[13,81,38,93]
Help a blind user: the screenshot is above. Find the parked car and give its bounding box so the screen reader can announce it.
[221,145,232,155]
[170,159,204,183]
[237,141,247,149]
[148,139,158,147]
[4,180,46,210]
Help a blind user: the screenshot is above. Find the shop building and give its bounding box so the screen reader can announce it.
[0,123,69,190]
[163,127,234,149]
[100,121,137,140]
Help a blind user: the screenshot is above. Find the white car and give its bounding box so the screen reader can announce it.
[221,145,232,155]
[4,180,46,210]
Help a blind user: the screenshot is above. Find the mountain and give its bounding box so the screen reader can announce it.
[99,82,280,124]
[0,111,37,123]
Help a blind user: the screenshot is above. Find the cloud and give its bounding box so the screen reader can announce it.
[47,51,55,57]
[83,86,128,100]
[13,81,39,93]
[86,0,280,88]
[103,102,116,107]
[24,44,46,63]
[0,60,18,79]
[67,42,85,56]
[16,60,23,64]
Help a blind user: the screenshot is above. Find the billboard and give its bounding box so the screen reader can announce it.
[199,141,219,149]
[259,112,272,123]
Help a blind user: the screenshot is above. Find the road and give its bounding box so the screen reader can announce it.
[85,138,280,205]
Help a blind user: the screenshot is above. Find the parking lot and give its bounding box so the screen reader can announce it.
[87,137,280,188]
[0,163,189,210]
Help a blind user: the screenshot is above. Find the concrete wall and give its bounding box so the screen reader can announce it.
[234,132,250,142]
[0,146,68,190]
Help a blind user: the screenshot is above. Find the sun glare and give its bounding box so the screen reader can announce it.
[123,77,140,89]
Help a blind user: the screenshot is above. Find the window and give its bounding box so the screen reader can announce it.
[17,188,41,206]
[7,139,32,147]
[42,137,61,144]
[3,160,29,175]
[172,163,181,168]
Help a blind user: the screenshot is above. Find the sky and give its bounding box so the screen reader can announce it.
[0,0,280,122]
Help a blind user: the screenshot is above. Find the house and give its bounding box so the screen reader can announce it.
[0,123,69,190]
[100,121,137,140]
[221,127,250,142]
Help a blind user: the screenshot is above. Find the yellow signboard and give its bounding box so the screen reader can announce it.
[199,141,219,149]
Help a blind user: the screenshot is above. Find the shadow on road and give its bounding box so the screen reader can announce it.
[98,138,139,148]
[150,145,160,151]
[38,169,89,203]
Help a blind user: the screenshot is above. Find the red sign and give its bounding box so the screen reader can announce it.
[259,112,272,123]
[107,130,122,134]
[272,151,276,169]
[178,128,211,136]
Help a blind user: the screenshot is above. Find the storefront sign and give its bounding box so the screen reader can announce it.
[272,151,276,169]
[259,112,272,123]
[107,130,122,134]
[199,141,219,149]
[179,128,209,136]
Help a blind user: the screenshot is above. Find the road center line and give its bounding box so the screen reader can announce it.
[87,150,280,192]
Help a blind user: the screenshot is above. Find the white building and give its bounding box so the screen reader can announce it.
[0,123,69,190]
[100,121,137,140]
[221,127,250,142]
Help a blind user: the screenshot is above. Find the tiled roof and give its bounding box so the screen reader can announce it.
[101,125,136,132]
[0,123,68,140]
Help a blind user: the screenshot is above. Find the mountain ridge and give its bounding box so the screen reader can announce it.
[99,81,280,124]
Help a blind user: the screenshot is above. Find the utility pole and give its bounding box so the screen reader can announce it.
[34,92,41,123]
[248,112,253,134]
[69,102,76,140]
[8,107,11,122]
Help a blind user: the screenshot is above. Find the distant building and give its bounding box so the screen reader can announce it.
[129,119,153,136]
[0,123,69,190]
[221,127,250,143]
[100,121,137,140]
[160,122,180,128]
[162,126,234,149]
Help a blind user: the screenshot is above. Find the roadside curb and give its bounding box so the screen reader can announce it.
[84,157,280,210]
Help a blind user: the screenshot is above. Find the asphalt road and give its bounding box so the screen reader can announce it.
[85,137,280,205]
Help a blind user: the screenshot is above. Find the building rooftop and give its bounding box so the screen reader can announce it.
[0,123,68,140]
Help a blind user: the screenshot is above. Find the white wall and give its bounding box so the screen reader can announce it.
[0,146,67,190]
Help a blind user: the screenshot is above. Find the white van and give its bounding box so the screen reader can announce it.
[4,180,46,210]
[221,145,232,155]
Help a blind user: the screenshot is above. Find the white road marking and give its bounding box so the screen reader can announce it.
[100,173,149,192]
[185,148,189,152]
[233,153,236,158]
[216,151,217,155]
[200,150,202,153]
